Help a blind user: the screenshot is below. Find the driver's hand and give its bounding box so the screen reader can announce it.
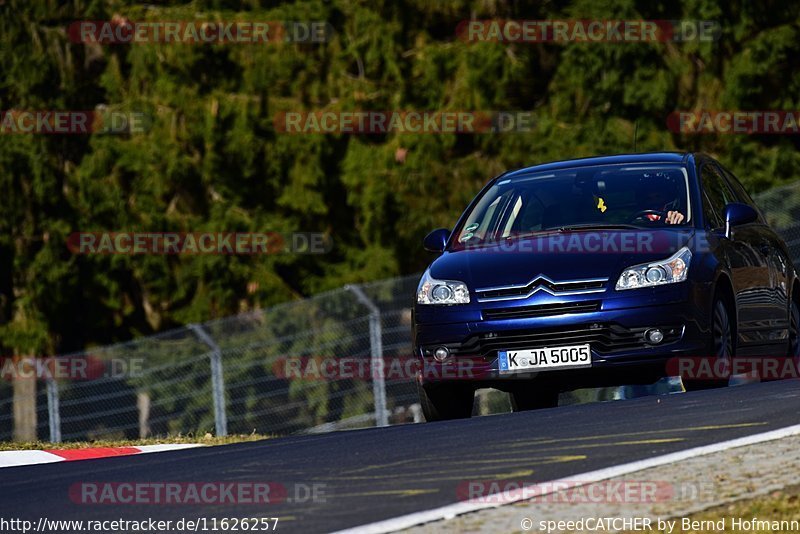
[665,211,684,225]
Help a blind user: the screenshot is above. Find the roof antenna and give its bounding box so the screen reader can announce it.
[632,120,639,152]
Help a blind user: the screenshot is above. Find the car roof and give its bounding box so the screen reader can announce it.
[502,152,692,179]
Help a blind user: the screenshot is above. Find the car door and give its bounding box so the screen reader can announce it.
[699,162,773,355]
[719,163,790,348]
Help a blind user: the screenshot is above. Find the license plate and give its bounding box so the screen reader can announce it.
[498,344,592,374]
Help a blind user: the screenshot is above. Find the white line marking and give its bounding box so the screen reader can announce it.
[332,423,800,534]
[135,444,204,453]
[0,444,203,469]
[0,450,64,468]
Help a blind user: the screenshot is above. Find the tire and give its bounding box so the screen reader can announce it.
[788,299,800,376]
[510,388,559,411]
[684,297,733,391]
[760,298,800,382]
[418,382,474,422]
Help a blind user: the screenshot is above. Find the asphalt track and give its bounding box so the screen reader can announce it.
[1,380,799,533]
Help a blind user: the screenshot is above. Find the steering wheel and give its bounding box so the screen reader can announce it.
[629,209,667,223]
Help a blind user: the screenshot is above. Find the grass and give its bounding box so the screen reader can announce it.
[0,432,270,451]
[624,484,800,533]
[682,486,800,533]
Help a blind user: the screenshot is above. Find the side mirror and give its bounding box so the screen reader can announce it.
[423,228,450,253]
[723,202,758,238]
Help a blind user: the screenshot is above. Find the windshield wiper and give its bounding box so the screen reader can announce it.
[546,223,641,232]
[501,228,564,242]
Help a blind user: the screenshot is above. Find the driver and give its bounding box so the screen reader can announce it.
[639,183,685,225]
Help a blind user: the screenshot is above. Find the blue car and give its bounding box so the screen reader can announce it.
[414,152,799,421]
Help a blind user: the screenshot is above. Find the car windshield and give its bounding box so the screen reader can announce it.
[455,163,692,245]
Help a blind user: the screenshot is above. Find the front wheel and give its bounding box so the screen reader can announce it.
[418,383,474,422]
[684,298,733,391]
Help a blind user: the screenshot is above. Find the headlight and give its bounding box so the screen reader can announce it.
[416,271,470,304]
[616,247,692,290]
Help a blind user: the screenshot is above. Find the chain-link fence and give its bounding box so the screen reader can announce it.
[0,275,422,442]
[754,180,800,263]
[1,182,799,443]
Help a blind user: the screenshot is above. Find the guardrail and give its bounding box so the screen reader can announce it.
[1,182,798,442]
[0,275,421,442]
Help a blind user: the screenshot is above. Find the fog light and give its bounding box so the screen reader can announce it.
[645,328,664,344]
[433,346,450,362]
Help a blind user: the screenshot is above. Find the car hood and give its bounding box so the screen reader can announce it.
[428,229,697,290]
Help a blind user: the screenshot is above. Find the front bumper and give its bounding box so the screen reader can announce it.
[413,284,711,390]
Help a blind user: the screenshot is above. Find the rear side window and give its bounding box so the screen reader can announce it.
[700,164,736,229]
[719,166,766,223]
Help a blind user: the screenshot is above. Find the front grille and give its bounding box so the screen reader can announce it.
[483,300,601,320]
[439,324,682,358]
[476,277,607,301]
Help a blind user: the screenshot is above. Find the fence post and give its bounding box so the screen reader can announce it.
[46,377,61,443]
[137,391,151,439]
[189,324,228,437]
[345,284,388,427]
